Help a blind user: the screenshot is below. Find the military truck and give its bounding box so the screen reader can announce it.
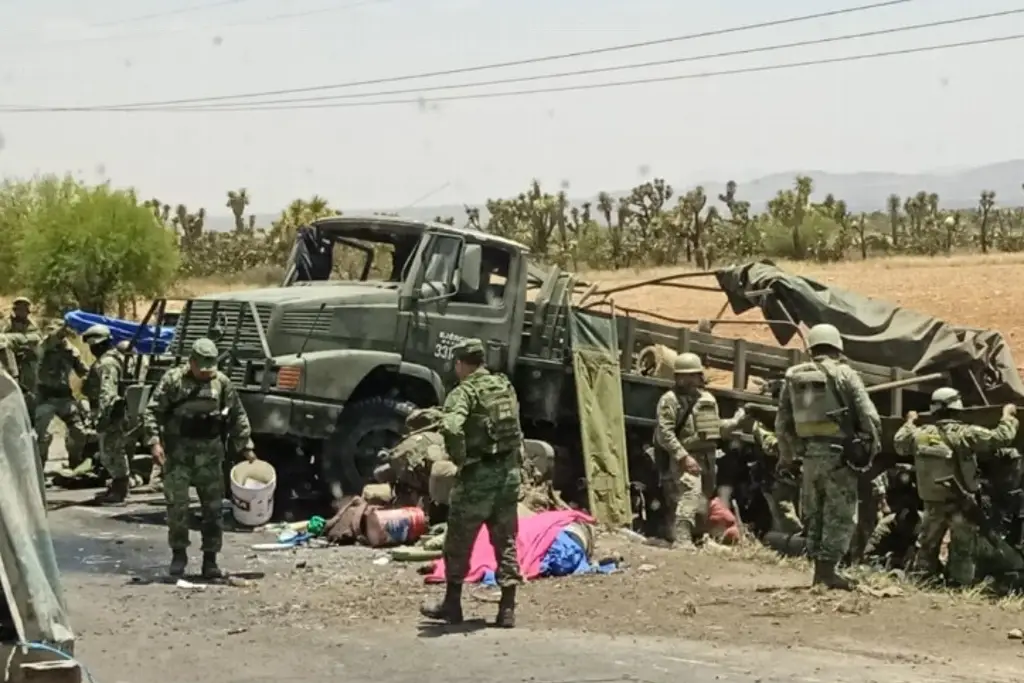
[123,216,1019,527]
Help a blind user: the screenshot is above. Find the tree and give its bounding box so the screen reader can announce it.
[978,190,996,254]
[15,175,179,315]
[226,188,252,232]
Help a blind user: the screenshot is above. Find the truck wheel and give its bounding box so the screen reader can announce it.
[321,397,415,498]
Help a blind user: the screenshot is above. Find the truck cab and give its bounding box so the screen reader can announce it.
[132,216,540,500]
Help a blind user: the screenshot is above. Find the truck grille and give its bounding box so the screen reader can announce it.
[172,301,273,371]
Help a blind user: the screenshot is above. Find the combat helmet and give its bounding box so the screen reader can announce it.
[673,352,703,375]
[930,387,963,411]
[81,324,112,344]
[806,323,843,353]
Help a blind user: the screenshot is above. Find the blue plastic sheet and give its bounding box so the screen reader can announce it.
[63,310,175,354]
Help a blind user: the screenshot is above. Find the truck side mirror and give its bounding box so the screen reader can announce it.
[458,244,482,293]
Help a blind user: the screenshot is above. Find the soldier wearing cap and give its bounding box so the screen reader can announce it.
[35,320,92,468]
[3,296,38,334]
[653,352,725,548]
[81,323,131,504]
[420,337,524,628]
[143,337,255,579]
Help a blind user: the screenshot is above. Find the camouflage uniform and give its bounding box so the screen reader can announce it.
[750,420,803,535]
[375,408,450,507]
[893,390,1018,586]
[776,324,881,589]
[143,338,254,578]
[654,352,722,547]
[35,324,91,467]
[82,325,131,504]
[421,338,523,628]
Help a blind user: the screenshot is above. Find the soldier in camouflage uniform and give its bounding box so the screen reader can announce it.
[3,297,38,334]
[747,420,804,535]
[776,323,881,590]
[374,408,451,508]
[35,321,92,467]
[893,387,1018,586]
[143,338,255,579]
[420,338,524,628]
[81,324,132,505]
[2,299,41,422]
[653,352,723,548]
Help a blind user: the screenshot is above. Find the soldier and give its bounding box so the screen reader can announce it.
[374,408,451,508]
[893,388,1018,586]
[81,324,131,505]
[749,420,804,535]
[420,338,524,628]
[3,296,38,333]
[653,352,722,548]
[143,337,255,579]
[35,321,92,467]
[775,323,881,590]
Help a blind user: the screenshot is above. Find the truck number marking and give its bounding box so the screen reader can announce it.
[433,331,467,360]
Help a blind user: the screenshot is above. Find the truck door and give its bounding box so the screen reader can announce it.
[398,231,519,394]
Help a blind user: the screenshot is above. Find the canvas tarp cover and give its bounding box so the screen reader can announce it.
[0,370,74,650]
[568,306,631,529]
[714,261,1024,404]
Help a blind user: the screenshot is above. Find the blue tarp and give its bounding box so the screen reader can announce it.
[478,530,618,586]
[63,311,175,354]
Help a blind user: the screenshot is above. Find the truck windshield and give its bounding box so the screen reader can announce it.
[285,225,420,285]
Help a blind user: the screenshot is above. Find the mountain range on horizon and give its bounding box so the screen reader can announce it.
[200,159,1024,232]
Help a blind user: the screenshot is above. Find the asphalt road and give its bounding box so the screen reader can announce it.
[44,490,997,683]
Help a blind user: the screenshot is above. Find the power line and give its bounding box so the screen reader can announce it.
[58,0,917,109]
[92,0,259,28]
[2,34,1017,114]
[132,9,1023,111]
[2,0,393,49]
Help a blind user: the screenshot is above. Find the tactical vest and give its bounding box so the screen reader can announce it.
[912,422,978,502]
[785,361,843,439]
[175,375,228,440]
[680,390,721,451]
[474,373,523,457]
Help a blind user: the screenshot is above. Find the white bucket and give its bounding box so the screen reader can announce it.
[229,460,277,527]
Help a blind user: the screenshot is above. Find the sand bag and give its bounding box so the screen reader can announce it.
[636,344,677,380]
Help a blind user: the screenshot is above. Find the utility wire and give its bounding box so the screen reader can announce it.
[2,34,1018,113]
[52,0,917,109]
[92,0,260,28]
[128,8,1024,110]
[2,0,393,48]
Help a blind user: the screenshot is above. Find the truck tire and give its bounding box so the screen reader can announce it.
[321,396,416,498]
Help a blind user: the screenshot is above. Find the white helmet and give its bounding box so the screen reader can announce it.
[81,324,112,344]
[806,324,843,353]
[930,387,963,411]
[673,352,704,375]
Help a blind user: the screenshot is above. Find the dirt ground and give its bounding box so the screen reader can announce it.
[52,490,1024,683]
[18,253,1024,681]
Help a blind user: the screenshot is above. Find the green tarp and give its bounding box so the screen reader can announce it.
[568,306,631,529]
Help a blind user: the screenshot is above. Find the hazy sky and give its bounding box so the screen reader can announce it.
[0,0,1021,214]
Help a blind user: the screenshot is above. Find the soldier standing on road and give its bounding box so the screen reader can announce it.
[893,388,1018,586]
[35,321,92,468]
[776,323,881,590]
[420,338,524,628]
[653,352,722,548]
[82,324,131,506]
[143,338,255,579]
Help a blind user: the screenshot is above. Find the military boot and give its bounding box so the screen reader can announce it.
[811,560,825,586]
[495,586,516,628]
[168,550,188,577]
[818,562,856,591]
[94,477,128,506]
[201,552,224,579]
[419,582,464,624]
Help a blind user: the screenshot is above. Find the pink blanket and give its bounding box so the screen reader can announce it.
[425,509,595,584]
